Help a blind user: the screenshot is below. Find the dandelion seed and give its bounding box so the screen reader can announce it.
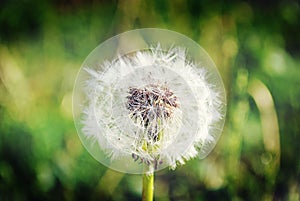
[73,29,226,174]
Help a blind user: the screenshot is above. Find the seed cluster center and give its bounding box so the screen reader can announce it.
[126,84,179,128]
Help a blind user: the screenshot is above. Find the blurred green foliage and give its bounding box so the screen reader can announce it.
[0,0,300,200]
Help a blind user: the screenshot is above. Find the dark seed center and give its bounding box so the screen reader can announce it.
[126,84,179,127]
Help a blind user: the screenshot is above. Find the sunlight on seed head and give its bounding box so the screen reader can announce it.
[73,29,226,174]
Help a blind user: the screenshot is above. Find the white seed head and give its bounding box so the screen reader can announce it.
[73,29,226,174]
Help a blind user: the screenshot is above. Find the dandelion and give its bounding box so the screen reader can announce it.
[73,29,226,201]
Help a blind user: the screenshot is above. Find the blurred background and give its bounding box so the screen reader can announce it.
[0,0,299,200]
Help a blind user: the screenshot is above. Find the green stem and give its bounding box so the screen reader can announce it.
[142,172,154,201]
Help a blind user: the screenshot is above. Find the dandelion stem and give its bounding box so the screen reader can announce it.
[142,171,154,201]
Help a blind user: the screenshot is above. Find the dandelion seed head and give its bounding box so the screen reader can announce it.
[73,29,226,174]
